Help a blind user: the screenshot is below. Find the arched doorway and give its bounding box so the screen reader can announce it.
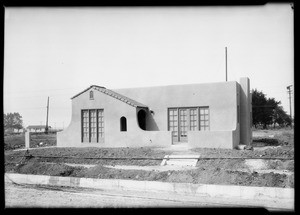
[137,109,146,130]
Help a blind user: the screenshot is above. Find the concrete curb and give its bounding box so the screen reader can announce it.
[13,146,58,151]
[5,173,294,202]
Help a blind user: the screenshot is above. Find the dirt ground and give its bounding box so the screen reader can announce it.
[252,128,294,147]
[4,133,57,150]
[29,133,57,148]
[4,128,294,188]
[5,157,294,188]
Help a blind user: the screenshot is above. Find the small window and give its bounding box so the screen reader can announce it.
[90,91,94,100]
[120,117,127,131]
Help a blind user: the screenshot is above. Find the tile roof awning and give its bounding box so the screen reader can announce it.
[71,85,148,108]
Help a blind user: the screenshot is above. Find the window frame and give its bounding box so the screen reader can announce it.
[82,110,90,142]
[168,106,210,132]
[81,109,104,143]
[120,116,127,132]
[168,106,210,142]
[98,109,104,138]
[168,108,178,138]
[199,107,210,131]
[89,91,94,100]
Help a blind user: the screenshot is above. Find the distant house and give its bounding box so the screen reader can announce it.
[4,128,24,134]
[57,77,252,149]
[4,128,14,134]
[13,128,24,133]
[26,125,52,133]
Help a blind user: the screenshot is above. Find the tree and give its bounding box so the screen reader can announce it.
[273,106,292,127]
[4,112,23,131]
[252,89,287,129]
[265,97,280,128]
[252,89,268,128]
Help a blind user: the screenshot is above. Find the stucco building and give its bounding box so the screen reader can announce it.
[57,77,252,149]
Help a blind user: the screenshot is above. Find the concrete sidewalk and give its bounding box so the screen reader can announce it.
[5,173,294,210]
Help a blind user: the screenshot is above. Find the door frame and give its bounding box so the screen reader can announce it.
[168,106,209,144]
[178,108,188,142]
[168,107,191,143]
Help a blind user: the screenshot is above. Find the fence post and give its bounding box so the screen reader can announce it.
[25,131,31,149]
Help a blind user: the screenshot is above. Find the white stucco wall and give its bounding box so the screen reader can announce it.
[57,79,251,149]
[115,81,239,132]
[57,88,171,147]
[188,130,235,148]
[115,81,240,148]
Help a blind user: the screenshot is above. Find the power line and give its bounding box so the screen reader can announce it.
[4,93,74,99]
[4,87,80,95]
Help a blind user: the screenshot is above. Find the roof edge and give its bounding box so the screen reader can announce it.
[113,80,240,92]
[71,85,148,108]
[71,85,106,99]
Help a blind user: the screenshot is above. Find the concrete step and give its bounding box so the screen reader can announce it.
[161,155,200,167]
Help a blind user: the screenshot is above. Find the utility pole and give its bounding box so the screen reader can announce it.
[225,47,228,82]
[287,85,292,127]
[45,97,49,134]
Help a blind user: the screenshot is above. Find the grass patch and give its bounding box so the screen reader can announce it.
[4,134,25,150]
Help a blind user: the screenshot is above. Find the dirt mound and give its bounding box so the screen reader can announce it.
[5,158,294,188]
[4,128,294,188]
[10,159,84,177]
[191,146,294,159]
[252,138,280,146]
[6,147,166,166]
[24,147,166,158]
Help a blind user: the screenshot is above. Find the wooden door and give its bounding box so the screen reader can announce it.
[168,108,179,143]
[179,108,188,142]
[90,110,97,143]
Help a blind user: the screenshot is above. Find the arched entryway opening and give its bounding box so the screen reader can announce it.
[137,109,146,130]
[120,116,127,131]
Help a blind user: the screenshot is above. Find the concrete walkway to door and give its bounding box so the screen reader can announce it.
[154,143,200,155]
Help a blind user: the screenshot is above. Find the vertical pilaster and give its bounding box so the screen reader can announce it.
[239,77,252,145]
[25,131,31,149]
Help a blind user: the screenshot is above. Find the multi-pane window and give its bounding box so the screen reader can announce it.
[168,109,178,138]
[82,110,89,142]
[90,110,97,142]
[190,108,198,131]
[199,107,209,130]
[82,109,104,143]
[98,110,104,137]
[168,106,210,142]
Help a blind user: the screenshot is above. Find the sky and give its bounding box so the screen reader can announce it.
[4,4,294,128]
